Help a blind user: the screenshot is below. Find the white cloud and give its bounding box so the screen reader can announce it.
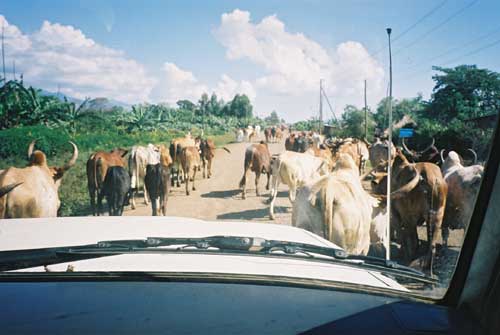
[154,62,256,105]
[0,15,155,104]
[213,9,386,121]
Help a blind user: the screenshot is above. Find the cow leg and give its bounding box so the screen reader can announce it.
[130,188,137,210]
[202,158,206,178]
[151,196,158,216]
[255,171,261,196]
[207,158,212,178]
[266,171,270,190]
[269,175,280,220]
[241,168,250,200]
[89,187,97,216]
[97,191,104,216]
[184,167,190,196]
[143,184,149,205]
[192,167,197,191]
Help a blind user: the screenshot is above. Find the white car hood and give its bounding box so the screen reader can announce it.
[0,216,408,291]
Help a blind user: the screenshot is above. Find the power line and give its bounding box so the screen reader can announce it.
[392,0,449,43]
[397,24,500,77]
[393,0,478,56]
[397,37,500,81]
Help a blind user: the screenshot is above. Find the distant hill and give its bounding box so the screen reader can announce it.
[40,89,131,111]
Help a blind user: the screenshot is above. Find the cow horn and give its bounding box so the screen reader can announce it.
[0,182,23,197]
[390,166,420,200]
[467,148,478,165]
[420,138,435,153]
[401,138,413,156]
[440,149,446,164]
[27,139,37,159]
[61,141,79,171]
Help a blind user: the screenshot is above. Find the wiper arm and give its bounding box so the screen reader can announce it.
[0,235,437,284]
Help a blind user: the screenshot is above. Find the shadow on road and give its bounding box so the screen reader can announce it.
[201,189,241,199]
[217,206,289,221]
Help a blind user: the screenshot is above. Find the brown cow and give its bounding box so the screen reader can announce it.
[170,134,196,187]
[86,148,128,216]
[180,146,201,196]
[275,128,283,141]
[390,150,447,275]
[198,138,231,179]
[239,142,272,199]
[1,140,78,218]
[264,128,272,143]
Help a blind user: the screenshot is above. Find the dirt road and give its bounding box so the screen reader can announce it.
[124,138,292,224]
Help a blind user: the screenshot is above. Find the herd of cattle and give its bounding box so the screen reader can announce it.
[0,124,485,274]
[238,128,483,275]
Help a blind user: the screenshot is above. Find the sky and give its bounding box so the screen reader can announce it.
[1,0,499,121]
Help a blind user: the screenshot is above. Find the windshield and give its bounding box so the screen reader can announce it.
[0,0,498,298]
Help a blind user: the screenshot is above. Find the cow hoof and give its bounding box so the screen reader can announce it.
[242,194,246,200]
[208,175,211,179]
[192,187,196,191]
[131,205,136,210]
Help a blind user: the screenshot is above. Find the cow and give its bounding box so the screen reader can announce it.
[239,142,272,200]
[128,144,161,209]
[275,128,283,142]
[286,132,310,153]
[0,140,78,218]
[264,127,273,143]
[170,134,196,187]
[271,127,277,143]
[440,150,484,247]
[402,137,440,164]
[198,138,231,179]
[235,129,244,143]
[368,137,395,172]
[285,133,296,151]
[244,126,255,142]
[144,144,172,216]
[269,150,330,220]
[254,125,261,139]
[291,154,376,255]
[305,146,335,171]
[180,146,201,196]
[98,166,131,216]
[390,150,447,275]
[86,147,128,216]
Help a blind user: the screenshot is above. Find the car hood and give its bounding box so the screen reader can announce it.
[0,216,408,292]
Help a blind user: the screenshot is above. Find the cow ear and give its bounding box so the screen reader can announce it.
[51,167,65,181]
[121,150,129,157]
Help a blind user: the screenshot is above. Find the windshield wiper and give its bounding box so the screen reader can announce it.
[0,236,437,284]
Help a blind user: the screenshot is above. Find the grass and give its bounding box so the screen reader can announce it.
[0,126,235,216]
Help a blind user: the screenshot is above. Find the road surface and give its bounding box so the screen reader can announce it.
[124,138,292,225]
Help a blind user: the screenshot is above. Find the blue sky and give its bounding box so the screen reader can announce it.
[1,0,499,121]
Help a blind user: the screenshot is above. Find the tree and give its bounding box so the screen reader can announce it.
[418,65,500,157]
[176,99,196,111]
[229,94,253,118]
[340,105,375,140]
[264,110,280,125]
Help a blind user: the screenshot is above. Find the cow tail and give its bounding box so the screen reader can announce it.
[135,150,141,190]
[322,179,335,241]
[239,148,253,188]
[94,156,100,191]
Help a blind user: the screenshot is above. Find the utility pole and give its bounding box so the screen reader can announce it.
[1,24,6,83]
[319,79,323,134]
[364,79,368,139]
[386,27,393,261]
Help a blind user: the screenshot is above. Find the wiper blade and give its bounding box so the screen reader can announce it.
[0,235,436,284]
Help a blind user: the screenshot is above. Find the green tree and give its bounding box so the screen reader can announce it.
[339,105,375,140]
[176,99,196,111]
[419,65,500,156]
[229,94,253,119]
[264,110,280,125]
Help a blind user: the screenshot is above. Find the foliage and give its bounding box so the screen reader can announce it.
[338,105,375,140]
[264,110,281,125]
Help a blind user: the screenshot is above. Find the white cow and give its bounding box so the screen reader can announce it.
[235,129,244,143]
[440,150,484,246]
[292,154,377,255]
[269,151,330,220]
[254,125,261,139]
[129,144,161,209]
